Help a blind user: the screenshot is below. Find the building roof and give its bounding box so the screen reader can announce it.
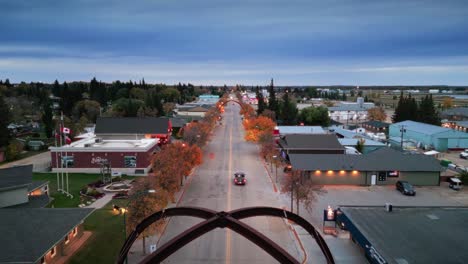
[289,147,441,171]
[0,165,33,191]
[328,104,374,112]
[0,208,94,263]
[279,134,345,150]
[361,120,390,129]
[95,117,170,135]
[8,194,50,208]
[391,120,451,135]
[339,206,468,264]
[276,126,325,135]
[441,107,468,117]
[28,180,48,192]
[455,121,468,128]
[338,138,386,147]
[170,117,188,128]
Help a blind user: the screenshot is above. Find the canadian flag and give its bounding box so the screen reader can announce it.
[61,127,71,134]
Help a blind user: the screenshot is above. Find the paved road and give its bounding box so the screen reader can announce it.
[0,151,50,172]
[157,102,302,263]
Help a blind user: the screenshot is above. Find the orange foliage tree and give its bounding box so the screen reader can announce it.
[151,141,202,202]
[126,178,169,254]
[243,116,276,142]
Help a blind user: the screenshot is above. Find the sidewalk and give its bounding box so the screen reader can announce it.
[127,169,197,264]
[84,192,114,209]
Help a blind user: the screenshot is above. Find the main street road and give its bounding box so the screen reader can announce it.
[157,102,303,263]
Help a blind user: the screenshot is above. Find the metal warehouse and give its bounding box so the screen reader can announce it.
[389,120,468,151]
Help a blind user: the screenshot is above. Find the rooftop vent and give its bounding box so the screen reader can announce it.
[385,203,393,212]
[426,214,439,220]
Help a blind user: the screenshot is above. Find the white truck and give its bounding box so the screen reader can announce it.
[460,149,468,159]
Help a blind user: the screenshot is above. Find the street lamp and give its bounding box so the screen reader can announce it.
[122,189,156,264]
[273,155,278,183]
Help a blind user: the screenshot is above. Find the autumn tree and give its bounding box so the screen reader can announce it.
[243,116,276,142]
[281,170,326,215]
[442,97,453,110]
[72,99,101,123]
[367,107,387,121]
[126,179,169,255]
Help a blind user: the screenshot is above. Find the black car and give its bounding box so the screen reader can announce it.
[234,172,246,185]
[396,181,416,196]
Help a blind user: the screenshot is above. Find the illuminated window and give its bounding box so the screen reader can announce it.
[50,246,56,257]
[41,257,46,264]
[65,234,69,244]
[72,227,78,237]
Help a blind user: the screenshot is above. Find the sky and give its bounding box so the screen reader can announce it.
[1,0,468,85]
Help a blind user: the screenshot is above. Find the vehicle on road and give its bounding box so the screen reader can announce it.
[460,149,468,159]
[234,172,246,185]
[396,180,416,196]
[448,177,463,191]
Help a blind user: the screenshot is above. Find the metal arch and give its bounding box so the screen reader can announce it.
[139,212,299,264]
[117,206,217,263]
[117,206,335,264]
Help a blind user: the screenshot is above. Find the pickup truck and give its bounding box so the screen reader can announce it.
[460,150,468,159]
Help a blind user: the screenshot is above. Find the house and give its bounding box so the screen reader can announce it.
[49,117,172,175]
[337,138,386,154]
[273,126,326,136]
[278,134,345,160]
[360,120,390,133]
[288,147,441,186]
[328,97,375,123]
[389,120,468,151]
[0,165,49,208]
[0,208,93,264]
[336,206,468,263]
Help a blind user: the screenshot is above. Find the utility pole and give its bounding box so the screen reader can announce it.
[400,125,406,150]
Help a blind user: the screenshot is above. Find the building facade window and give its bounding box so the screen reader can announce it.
[41,256,46,264]
[50,246,56,257]
[64,234,69,244]
[72,227,78,237]
[124,156,137,168]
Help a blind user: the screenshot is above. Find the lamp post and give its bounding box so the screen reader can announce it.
[122,189,156,264]
[273,155,278,183]
[400,125,406,150]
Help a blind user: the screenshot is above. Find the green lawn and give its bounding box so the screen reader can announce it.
[33,172,103,208]
[32,173,135,207]
[68,201,128,264]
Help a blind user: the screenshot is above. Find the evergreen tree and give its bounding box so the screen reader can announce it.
[0,94,11,149]
[279,91,298,125]
[41,100,54,138]
[267,82,279,117]
[256,88,266,116]
[392,92,405,123]
[153,93,165,116]
[52,79,60,97]
[408,94,418,121]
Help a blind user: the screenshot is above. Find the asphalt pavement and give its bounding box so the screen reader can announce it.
[154,102,303,264]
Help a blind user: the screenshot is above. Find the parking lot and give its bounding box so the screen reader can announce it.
[285,184,468,263]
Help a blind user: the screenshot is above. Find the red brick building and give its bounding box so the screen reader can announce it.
[50,117,172,175]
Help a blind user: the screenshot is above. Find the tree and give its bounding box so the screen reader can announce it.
[52,79,60,97]
[418,94,440,125]
[367,107,387,121]
[442,97,453,110]
[355,138,365,153]
[281,170,325,215]
[256,89,266,116]
[298,106,330,126]
[41,100,54,138]
[5,140,23,161]
[126,179,169,255]
[268,84,279,117]
[73,100,101,123]
[243,116,276,142]
[0,94,11,149]
[279,91,298,125]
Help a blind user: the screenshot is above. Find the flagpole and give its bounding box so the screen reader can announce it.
[55,128,60,192]
[59,112,64,193]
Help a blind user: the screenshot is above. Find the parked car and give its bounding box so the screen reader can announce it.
[460,149,468,159]
[448,178,463,191]
[234,172,246,185]
[396,181,416,196]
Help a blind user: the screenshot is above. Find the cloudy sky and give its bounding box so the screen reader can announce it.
[1,0,468,85]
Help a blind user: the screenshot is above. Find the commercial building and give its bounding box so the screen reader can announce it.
[440,107,468,121]
[389,120,468,151]
[288,148,441,186]
[274,126,326,136]
[328,97,375,123]
[360,120,390,133]
[278,134,345,160]
[50,117,172,175]
[336,206,468,264]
